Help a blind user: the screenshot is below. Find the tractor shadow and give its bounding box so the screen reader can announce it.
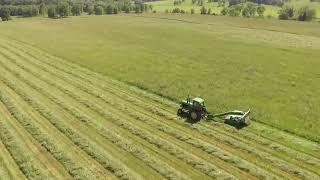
[177,113,200,124]
[224,121,247,130]
[184,118,201,124]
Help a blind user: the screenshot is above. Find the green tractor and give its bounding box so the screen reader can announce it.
[177,96,208,121]
[177,96,250,127]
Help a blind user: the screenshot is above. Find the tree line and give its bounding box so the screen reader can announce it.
[278,4,316,21]
[220,2,266,17]
[0,0,153,21]
[219,2,316,21]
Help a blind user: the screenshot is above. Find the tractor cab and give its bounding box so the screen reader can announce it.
[192,97,205,109]
[178,96,208,121]
[181,97,205,110]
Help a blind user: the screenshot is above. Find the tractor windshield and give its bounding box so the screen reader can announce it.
[193,97,204,107]
[193,100,204,108]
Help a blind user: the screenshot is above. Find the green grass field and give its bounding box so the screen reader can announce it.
[147,0,320,18]
[147,0,223,14]
[0,14,320,179]
[147,0,280,16]
[0,14,319,142]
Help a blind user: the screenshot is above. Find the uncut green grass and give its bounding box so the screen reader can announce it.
[147,0,222,14]
[147,0,280,16]
[147,0,320,18]
[0,15,319,143]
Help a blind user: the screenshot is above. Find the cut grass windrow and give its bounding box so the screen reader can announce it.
[28,57,279,179]
[0,93,51,180]
[124,97,320,177]
[203,122,320,172]
[5,39,319,163]
[0,48,235,180]
[0,162,10,180]
[3,42,319,179]
[2,39,320,179]
[0,67,143,180]
[62,68,320,177]
[0,58,190,180]
[3,44,319,179]
[0,82,100,180]
[0,132,26,180]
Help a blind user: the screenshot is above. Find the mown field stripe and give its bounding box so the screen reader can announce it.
[1,40,318,179]
[0,63,145,180]
[121,97,319,180]
[0,54,192,180]
[36,73,254,179]
[0,157,11,180]
[0,81,109,180]
[5,38,319,162]
[88,96,291,179]
[123,96,320,177]
[0,139,26,180]
[27,55,280,179]
[0,96,55,179]
[1,43,318,179]
[0,44,236,179]
[2,38,320,179]
[202,121,320,174]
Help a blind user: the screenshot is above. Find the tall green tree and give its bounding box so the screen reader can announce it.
[256,5,265,17]
[220,6,228,15]
[94,5,104,15]
[200,6,206,14]
[246,2,257,17]
[113,6,118,14]
[218,0,226,7]
[106,4,114,14]
[71,3,83,16]
[87,3,94,15]
[228,4,242,16]
[39,3,47,16]
[21,5,39,17]
[0,6,11,21]
[47,5,57,18]
[297,6,316,21]
[207,8,212,15]
[190,8,195,14]
[242,3,257,18]
[57,1,70,17]
[278,5,294,20]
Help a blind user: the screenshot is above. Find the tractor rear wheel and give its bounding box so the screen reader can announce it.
[177,108,183,116]
[190,111,200,121]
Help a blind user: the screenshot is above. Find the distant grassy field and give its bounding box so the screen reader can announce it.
[147,0,223,14]
[147,0,320,18]
[0,14,319,144]
[147,0,280,16]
